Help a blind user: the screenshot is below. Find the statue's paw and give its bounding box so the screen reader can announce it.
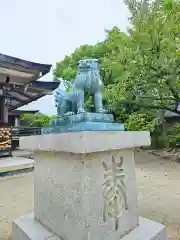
[64,111,74,116]
[97,108,106,113]
[77,108,86,113]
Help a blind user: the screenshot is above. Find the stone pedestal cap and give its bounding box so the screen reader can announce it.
[20,131,150,153]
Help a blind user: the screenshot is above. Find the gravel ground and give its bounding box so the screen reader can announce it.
[136,151,180,240]
[0,173,33,240]
[0,151,180,240]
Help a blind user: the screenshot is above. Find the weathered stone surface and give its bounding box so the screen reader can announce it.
[20,131,150,153]
[12,213,167,240]
[121,217,167,240]
[13,130,167,239]
[34,150,138,239]
[12,212,60,240]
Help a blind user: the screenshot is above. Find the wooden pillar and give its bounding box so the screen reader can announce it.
[0,88,5,125]
[4,104,8,124]
[14,116,20,127]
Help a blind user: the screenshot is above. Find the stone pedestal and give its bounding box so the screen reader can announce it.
[45,112,124,134]
[12,131,167,240]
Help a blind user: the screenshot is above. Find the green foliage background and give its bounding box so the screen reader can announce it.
[28,0,180,148]
[20,113,52,127]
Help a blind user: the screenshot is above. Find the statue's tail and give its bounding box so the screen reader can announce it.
[54,88,68,106]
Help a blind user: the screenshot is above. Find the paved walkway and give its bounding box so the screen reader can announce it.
[0,157,34,174]
[0,150,34,175]
[12,150,33,158]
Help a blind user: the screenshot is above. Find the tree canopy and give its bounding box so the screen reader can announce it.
[53,0,180,146]
[20,113,52,127]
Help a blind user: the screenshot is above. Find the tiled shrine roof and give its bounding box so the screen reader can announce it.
[0,53,59,110]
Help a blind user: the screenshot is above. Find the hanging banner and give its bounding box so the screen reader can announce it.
[0,125,12,156]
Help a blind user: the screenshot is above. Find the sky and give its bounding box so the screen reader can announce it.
[0,0,129,115]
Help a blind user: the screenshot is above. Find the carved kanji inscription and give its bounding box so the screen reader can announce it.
[102,156,128,230]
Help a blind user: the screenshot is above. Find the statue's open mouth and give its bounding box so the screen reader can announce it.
[79,64,90,69]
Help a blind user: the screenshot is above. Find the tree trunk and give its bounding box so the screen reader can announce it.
[160,110,169,149]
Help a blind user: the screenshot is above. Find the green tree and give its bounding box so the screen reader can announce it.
[125,112,160,131]
[20,113,51,127]
[20,113,36,126]
[53,0,180,146]
[114,0,180,115]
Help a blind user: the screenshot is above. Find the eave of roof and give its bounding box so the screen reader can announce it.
[8,81,59,111]
[0,53,51,76]
[9,109,39,116]
[30,81,59,89]
[0,53,60,110]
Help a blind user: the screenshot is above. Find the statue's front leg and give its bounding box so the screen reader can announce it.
[57,105,62,117]
[94,91,106,113]
[76,89,86,113]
